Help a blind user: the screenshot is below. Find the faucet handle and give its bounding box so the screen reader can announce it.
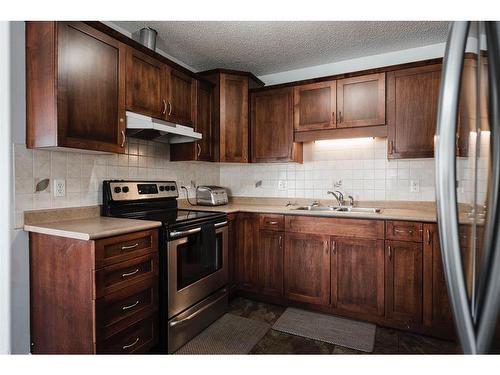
[347,195,354,206]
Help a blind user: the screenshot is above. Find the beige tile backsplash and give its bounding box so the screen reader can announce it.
[14,136,482,229]
[220,138,439,202]
[13,139,220,228]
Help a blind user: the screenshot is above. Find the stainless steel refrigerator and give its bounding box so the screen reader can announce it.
[436,21,500,354]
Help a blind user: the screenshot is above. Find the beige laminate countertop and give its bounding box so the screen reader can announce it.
[24,216,162,241]
[178,202,439,222]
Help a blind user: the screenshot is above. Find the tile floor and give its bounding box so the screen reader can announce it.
[228,297,462,354]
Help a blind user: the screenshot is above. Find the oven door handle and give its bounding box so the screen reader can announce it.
[169,227,201,238]
[214,221,228,228]
[169,288,227,328]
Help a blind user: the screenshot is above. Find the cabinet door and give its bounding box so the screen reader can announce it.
[259,230,284,297]
[423,224,454,334]
[387,64,441,158]
[331,237,385,317]
[227,214,238,298]
[337,73,385,128]
[166,67,196,127]
[195,80,214,161]
[294,81,336,131]
[220,73,249,162]
[57,22,126,153]
[385,240,423,325]
[284,232,330,305]
[170,80,213,161]
[236,213,260,292]
[125,47,165,119]
[251,87,302,162]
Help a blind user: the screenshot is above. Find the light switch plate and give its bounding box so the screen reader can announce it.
[53,179,66,197]
[278,180,287,190]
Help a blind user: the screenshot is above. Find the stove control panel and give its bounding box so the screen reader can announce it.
[108,181,178,201]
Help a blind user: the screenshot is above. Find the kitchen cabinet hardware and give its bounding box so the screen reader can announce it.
[121,300,140,311]
[162,99,167,115]
[121,268,140,278]
[120,130,126,148]
[388,245,392,261]
[122,337,139,350]
[167,100,173,116]
[121,243,139,251]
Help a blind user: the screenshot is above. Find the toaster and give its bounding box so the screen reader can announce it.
[196,186,228,206]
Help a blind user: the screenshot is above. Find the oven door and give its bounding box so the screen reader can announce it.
[167,221,228,318]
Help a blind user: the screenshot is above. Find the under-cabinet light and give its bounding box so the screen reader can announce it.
[314,137,374,147]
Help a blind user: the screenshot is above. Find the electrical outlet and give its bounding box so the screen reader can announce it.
[53,179,66,197]
[278,180,287,190]
[410,180,420,193]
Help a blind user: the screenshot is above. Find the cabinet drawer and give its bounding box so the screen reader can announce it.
[386,221,423,242]
[96,278,158,339]
[95,230,158,268]
[259,214,285,231]
[95,253,158,298]
[97,314,158,354]
[285,215,384,239]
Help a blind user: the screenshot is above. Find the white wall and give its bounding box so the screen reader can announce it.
[257,42,448,85]
[0,21,13,355]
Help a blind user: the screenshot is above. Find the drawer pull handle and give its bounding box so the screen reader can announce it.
[394,228,414,235]
[388,246,392,261]
[121,243,139,250]
[122,268,140,278]
[122,300,139,311]
[266,221,279,225]
[122,337,139,350]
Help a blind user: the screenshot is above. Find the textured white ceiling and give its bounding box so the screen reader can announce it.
[113,21,450,76]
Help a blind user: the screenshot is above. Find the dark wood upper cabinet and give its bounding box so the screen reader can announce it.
[27,21,126,153]
[166,66,196,127]
[423,224,455,336]
[250,87,303,163]
[200,70,264,163]
[331,237,385,317]
[170,80,214,161]
[336,73,386,128]
[385,240,423,326]
[284,232,330,306]
[259,229,284,297]
[294,81,337,131]
[387,64,442,159]
[125,47,165,119]
[236,213,261,292]
[219,73,249,162]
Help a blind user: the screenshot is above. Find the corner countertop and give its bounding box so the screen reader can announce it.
[24,216,162,241]
[178,198,439,223]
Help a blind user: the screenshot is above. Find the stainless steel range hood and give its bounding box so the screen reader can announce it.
[125,111,202,144]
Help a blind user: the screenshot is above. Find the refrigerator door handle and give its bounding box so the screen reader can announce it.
[435,21,477,354]
[476,21,500,354]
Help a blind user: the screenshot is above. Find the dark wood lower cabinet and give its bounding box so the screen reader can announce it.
[385,240,423,326]
[227,213,238,298]
[331,237,385,317]
[259,230,284,297]
[29,229,159,354]
[232,214,455,339]
[423,224,455,336]
[236,213,260,292]
[284,232,330,306]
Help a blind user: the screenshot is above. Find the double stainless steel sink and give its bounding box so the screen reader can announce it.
[292,205,381,214]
